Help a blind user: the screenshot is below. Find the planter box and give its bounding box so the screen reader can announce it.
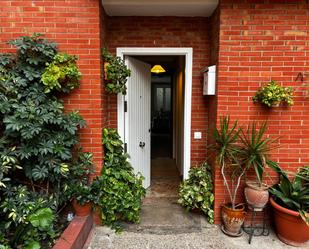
[53,215,93,249]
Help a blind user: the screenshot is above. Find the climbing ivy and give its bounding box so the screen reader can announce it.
[91,128,145,231]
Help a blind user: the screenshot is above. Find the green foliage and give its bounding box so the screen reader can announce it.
[253,80,294,107]
[102,49,131,95]
[269,164,309,225]
[298,166,309,187]
[91,128,145,231]
[0,144,21,188]
[211,116,241,167]
[238,122,279,186]
[41,53,81,93]
[0,186,56,248]
[178,162,214,223]
[0,34,88,247]
[0,245,12,249]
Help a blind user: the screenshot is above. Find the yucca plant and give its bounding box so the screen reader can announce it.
[211,116,244,209]
[238,121,279,187]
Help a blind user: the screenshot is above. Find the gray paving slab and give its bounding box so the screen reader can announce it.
[87,210,308,249]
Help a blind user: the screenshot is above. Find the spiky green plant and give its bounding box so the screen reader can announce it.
[238,121,279,186]
[210,116,244,209]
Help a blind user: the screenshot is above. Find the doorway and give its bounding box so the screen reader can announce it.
[116,48,193,188]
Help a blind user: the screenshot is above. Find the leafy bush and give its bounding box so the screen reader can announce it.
[0,34,88,247]
[91,128,145,231]
[178,162,214,223]
[102,49,131,95]
[253,80,294,107]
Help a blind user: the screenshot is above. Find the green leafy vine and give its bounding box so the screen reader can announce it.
[91,128,145,231]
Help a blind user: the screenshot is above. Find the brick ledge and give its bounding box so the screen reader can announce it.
[53,215,93,249]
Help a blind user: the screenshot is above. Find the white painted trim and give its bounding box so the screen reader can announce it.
[116,47,193,180]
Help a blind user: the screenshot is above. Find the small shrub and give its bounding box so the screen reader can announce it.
[178,162,214,224]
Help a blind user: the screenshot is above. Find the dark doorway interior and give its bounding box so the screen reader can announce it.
[151,75,173,159]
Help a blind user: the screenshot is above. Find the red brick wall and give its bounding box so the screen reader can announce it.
[0,0,104,174]
[213,0,309,223]
[106,16,211,165]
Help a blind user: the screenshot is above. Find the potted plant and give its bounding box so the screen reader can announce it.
[67,152,94,217]
[269,164,309,246]
[102,49,131,95]
[238,121,279,211]
[253,80,294,107]
[69,183,92,217]
[210,116,246,236]
[178,162,214,224]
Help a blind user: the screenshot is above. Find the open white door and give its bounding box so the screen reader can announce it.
[124,57,151,188]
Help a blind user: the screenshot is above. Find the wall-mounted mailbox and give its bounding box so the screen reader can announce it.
[203,65,216,95]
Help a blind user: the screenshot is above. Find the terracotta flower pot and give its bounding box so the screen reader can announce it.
[221,203,246,236]
[270,197,309,247]
[72,199,92,217]
[244,181,269,211]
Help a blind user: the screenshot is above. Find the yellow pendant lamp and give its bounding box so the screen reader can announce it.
[151,64,166,74]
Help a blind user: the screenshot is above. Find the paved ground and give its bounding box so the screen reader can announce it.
[86,159,308,249]
[86,197,306,249]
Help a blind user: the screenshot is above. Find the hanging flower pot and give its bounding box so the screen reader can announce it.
[102,48,131,95]
[252,80,294,108]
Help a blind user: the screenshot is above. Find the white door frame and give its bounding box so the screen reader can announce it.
[116,47,193,180]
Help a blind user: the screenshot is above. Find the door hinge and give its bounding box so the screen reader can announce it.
[124,101,127,112]
[124,143,127,153]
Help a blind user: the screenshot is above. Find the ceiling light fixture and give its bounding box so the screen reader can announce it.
[151,64,166,74]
